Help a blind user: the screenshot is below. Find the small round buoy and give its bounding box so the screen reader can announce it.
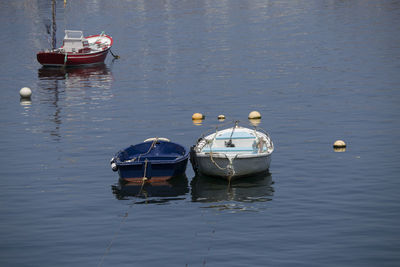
[333,140,346,148]
[333,140,346,152]
[19,87,32,98]
[248,111,261,119]
[192,113,204,120]
[218,115,225,121]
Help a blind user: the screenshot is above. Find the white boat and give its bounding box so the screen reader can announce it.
[190,122,274,180]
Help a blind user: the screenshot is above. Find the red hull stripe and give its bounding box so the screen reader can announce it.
[37,49,109,66]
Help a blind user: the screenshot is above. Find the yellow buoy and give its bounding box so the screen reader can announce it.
[333,140,346,148]
[192,113,204,120]
[248,111,261,119]
[218,115,225,121]
[333,140,346,152]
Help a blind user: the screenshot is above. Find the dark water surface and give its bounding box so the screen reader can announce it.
[1,0,400,266]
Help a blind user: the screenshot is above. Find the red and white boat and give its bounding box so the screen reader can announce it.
[37,30,113,67]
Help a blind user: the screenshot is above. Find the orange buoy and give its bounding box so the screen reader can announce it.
[192,113,204,120]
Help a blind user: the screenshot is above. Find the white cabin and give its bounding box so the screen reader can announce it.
[62,30,89,53]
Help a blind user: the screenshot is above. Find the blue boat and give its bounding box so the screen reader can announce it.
[110,138,189,183]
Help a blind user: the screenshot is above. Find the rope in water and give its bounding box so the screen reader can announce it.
[99,159,149,266]
[98,211,128,267]
[100,140,160,265]
[110,49,120,59]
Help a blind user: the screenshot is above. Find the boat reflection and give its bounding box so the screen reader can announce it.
[36,63,114,141]
[190,172,274,203]
[38,63,113,89]
[111,174,189,203]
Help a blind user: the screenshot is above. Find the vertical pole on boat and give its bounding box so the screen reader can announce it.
[51,0,56,50]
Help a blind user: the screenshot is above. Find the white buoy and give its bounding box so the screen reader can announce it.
[19,87,32,98]
[218,115,225,121]
[248,111,261,119]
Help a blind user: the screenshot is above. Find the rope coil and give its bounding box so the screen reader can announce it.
[206,127,238,178]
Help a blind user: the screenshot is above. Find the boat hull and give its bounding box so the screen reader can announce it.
[117,157,189,183]
[190,151,271,180]
[37,49,110,67]
[112,140,189,183]
[190,124,274,180]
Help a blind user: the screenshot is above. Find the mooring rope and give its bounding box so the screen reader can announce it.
[227,175,232,189]
[110,49,120,59]
[95,31,119,59]
[207,129,229,171]
[125,138,158,163]
[98,211,128,267]
[209,150,228,171]
[207,129,238,178]
[99,158,149,266]
[100,141,156,265]
[136,160,149,197]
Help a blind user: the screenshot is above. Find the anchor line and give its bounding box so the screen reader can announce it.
[110,49,120,59]
[135,159,149,197]
[98,211,128,267]
[99,160,149,266]
[100,141,157,266]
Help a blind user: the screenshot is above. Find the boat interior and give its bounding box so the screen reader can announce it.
[119,141,187,163]
[202,130,268,154]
